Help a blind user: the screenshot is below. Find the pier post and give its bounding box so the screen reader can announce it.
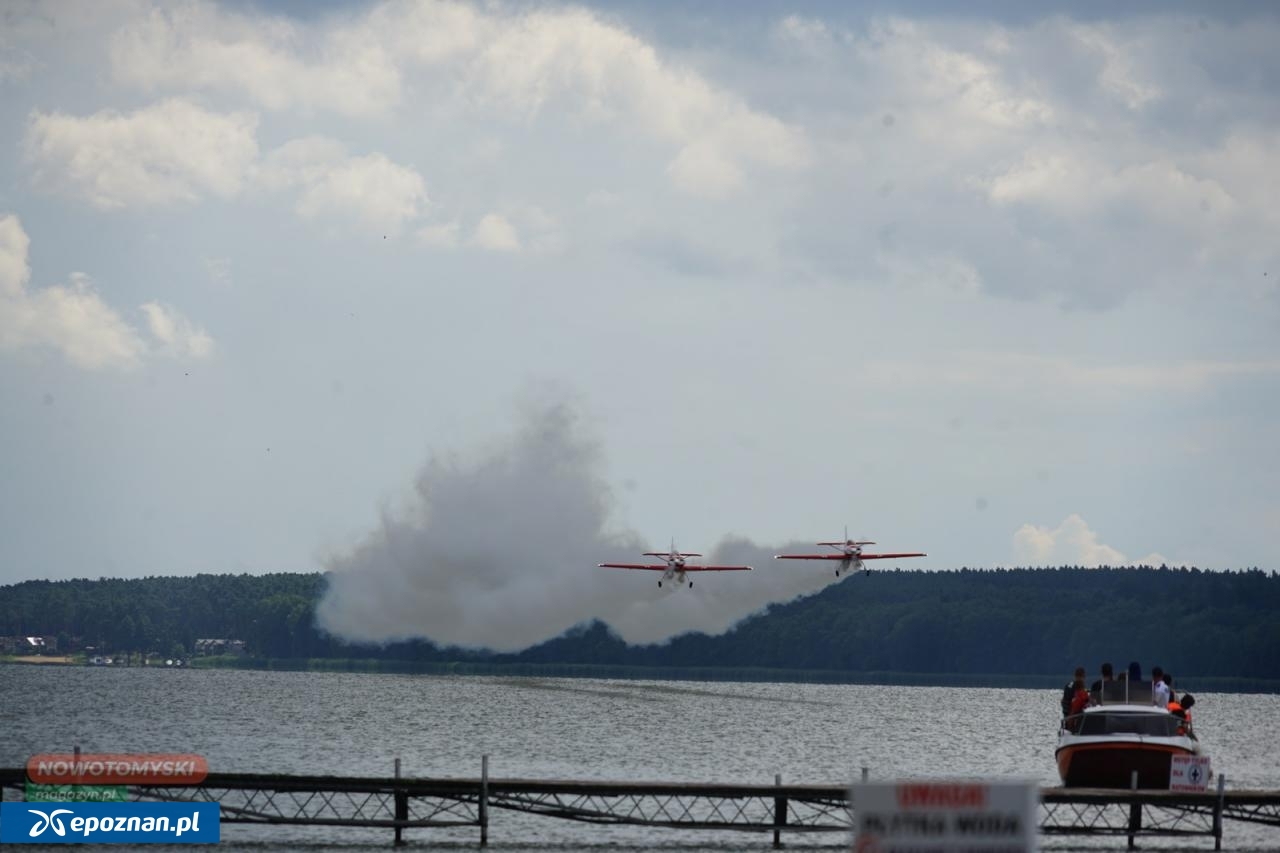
[393,757,407,847]
[1127,770,1140,850]
[773,773,786,849]
[480,754,489,847]
[1213,774,1226,851]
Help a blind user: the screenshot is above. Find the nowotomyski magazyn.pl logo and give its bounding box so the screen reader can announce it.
[0,802,220,844]
[26,753,209,785]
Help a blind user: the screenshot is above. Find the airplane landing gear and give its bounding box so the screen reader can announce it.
[658,581,663,588]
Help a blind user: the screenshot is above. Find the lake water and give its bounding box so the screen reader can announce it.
[2,665,1277,851]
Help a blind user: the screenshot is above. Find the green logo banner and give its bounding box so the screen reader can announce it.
[25,782,129,802]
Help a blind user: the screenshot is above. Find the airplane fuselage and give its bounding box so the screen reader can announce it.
[835,556,866,577]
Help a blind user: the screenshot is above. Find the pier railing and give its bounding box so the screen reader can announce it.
[3,765,1278,849]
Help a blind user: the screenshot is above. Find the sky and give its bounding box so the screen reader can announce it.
[1,1,1278,646]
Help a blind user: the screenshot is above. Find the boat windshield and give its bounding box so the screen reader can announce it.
[1089,681,1156,705]
[1077,712,1184,737]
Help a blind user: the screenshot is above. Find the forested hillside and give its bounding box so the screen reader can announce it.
[2,567,1277,682]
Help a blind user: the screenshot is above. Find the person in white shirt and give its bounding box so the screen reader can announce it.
[1152,665,1171,707]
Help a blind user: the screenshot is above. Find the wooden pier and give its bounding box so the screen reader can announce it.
[4,764,1279,848]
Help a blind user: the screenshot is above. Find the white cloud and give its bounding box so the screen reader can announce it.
[1,271,148,371]
[0,215,29,299]
[471,213,520,252]
[665,142,746,200]
[25,99,259,209]
[293,154,426,237]
[24,104,428,233]
[859,18,1055,133]
[110,4,402,117]
[768,13,1280,308]
[0,214,213,371]
[1068,23,1161,110]
[141,302,215,359]
[103,0,808,198]
[1013,515,1112,565]
[985,151,1238,230]
[459,6,810,195]
[257,137,349,192]
[257,137,428,235]
[1013,514,1175,568]
[464,205,563,254]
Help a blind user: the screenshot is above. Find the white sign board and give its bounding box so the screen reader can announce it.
[851,780,1039,853]
[1170,755,1211,792]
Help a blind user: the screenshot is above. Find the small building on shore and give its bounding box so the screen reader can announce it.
[194,638,246,657]
[1,636,56,655]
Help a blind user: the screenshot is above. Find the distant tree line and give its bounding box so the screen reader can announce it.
[2,566,1278,682]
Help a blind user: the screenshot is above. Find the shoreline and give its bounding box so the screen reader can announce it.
[0,655,77,665]
[8,655,1277,694]
[187,656,1280,694]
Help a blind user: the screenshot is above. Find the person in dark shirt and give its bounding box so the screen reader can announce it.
[1062,666,1086,717]
[1090,661,1114,693]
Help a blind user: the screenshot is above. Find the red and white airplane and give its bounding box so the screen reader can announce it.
[774,528,925,577]
[598,543,752,589]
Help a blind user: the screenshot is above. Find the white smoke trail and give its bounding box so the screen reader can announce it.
[315,399,836,652]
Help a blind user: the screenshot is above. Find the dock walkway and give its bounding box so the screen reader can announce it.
[4,766,1279,849]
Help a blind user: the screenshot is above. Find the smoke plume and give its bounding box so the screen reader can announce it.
[316,399,835,652]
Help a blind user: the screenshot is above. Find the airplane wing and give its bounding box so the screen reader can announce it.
[598,563,669,571]
[774,554,849,560]
[859,553,926,560]
[775,552,925,560]
[682,565,752,572]
[643,552,702,557]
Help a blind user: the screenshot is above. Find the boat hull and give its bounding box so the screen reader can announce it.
[1055,742,1194,789]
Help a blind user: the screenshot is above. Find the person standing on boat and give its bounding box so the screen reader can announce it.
[1090,662,1114,693]
[1179,693,1195,726]
[1062,666,1086,716]
[1152,666,1171,706]
[1068,677,1090,716]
